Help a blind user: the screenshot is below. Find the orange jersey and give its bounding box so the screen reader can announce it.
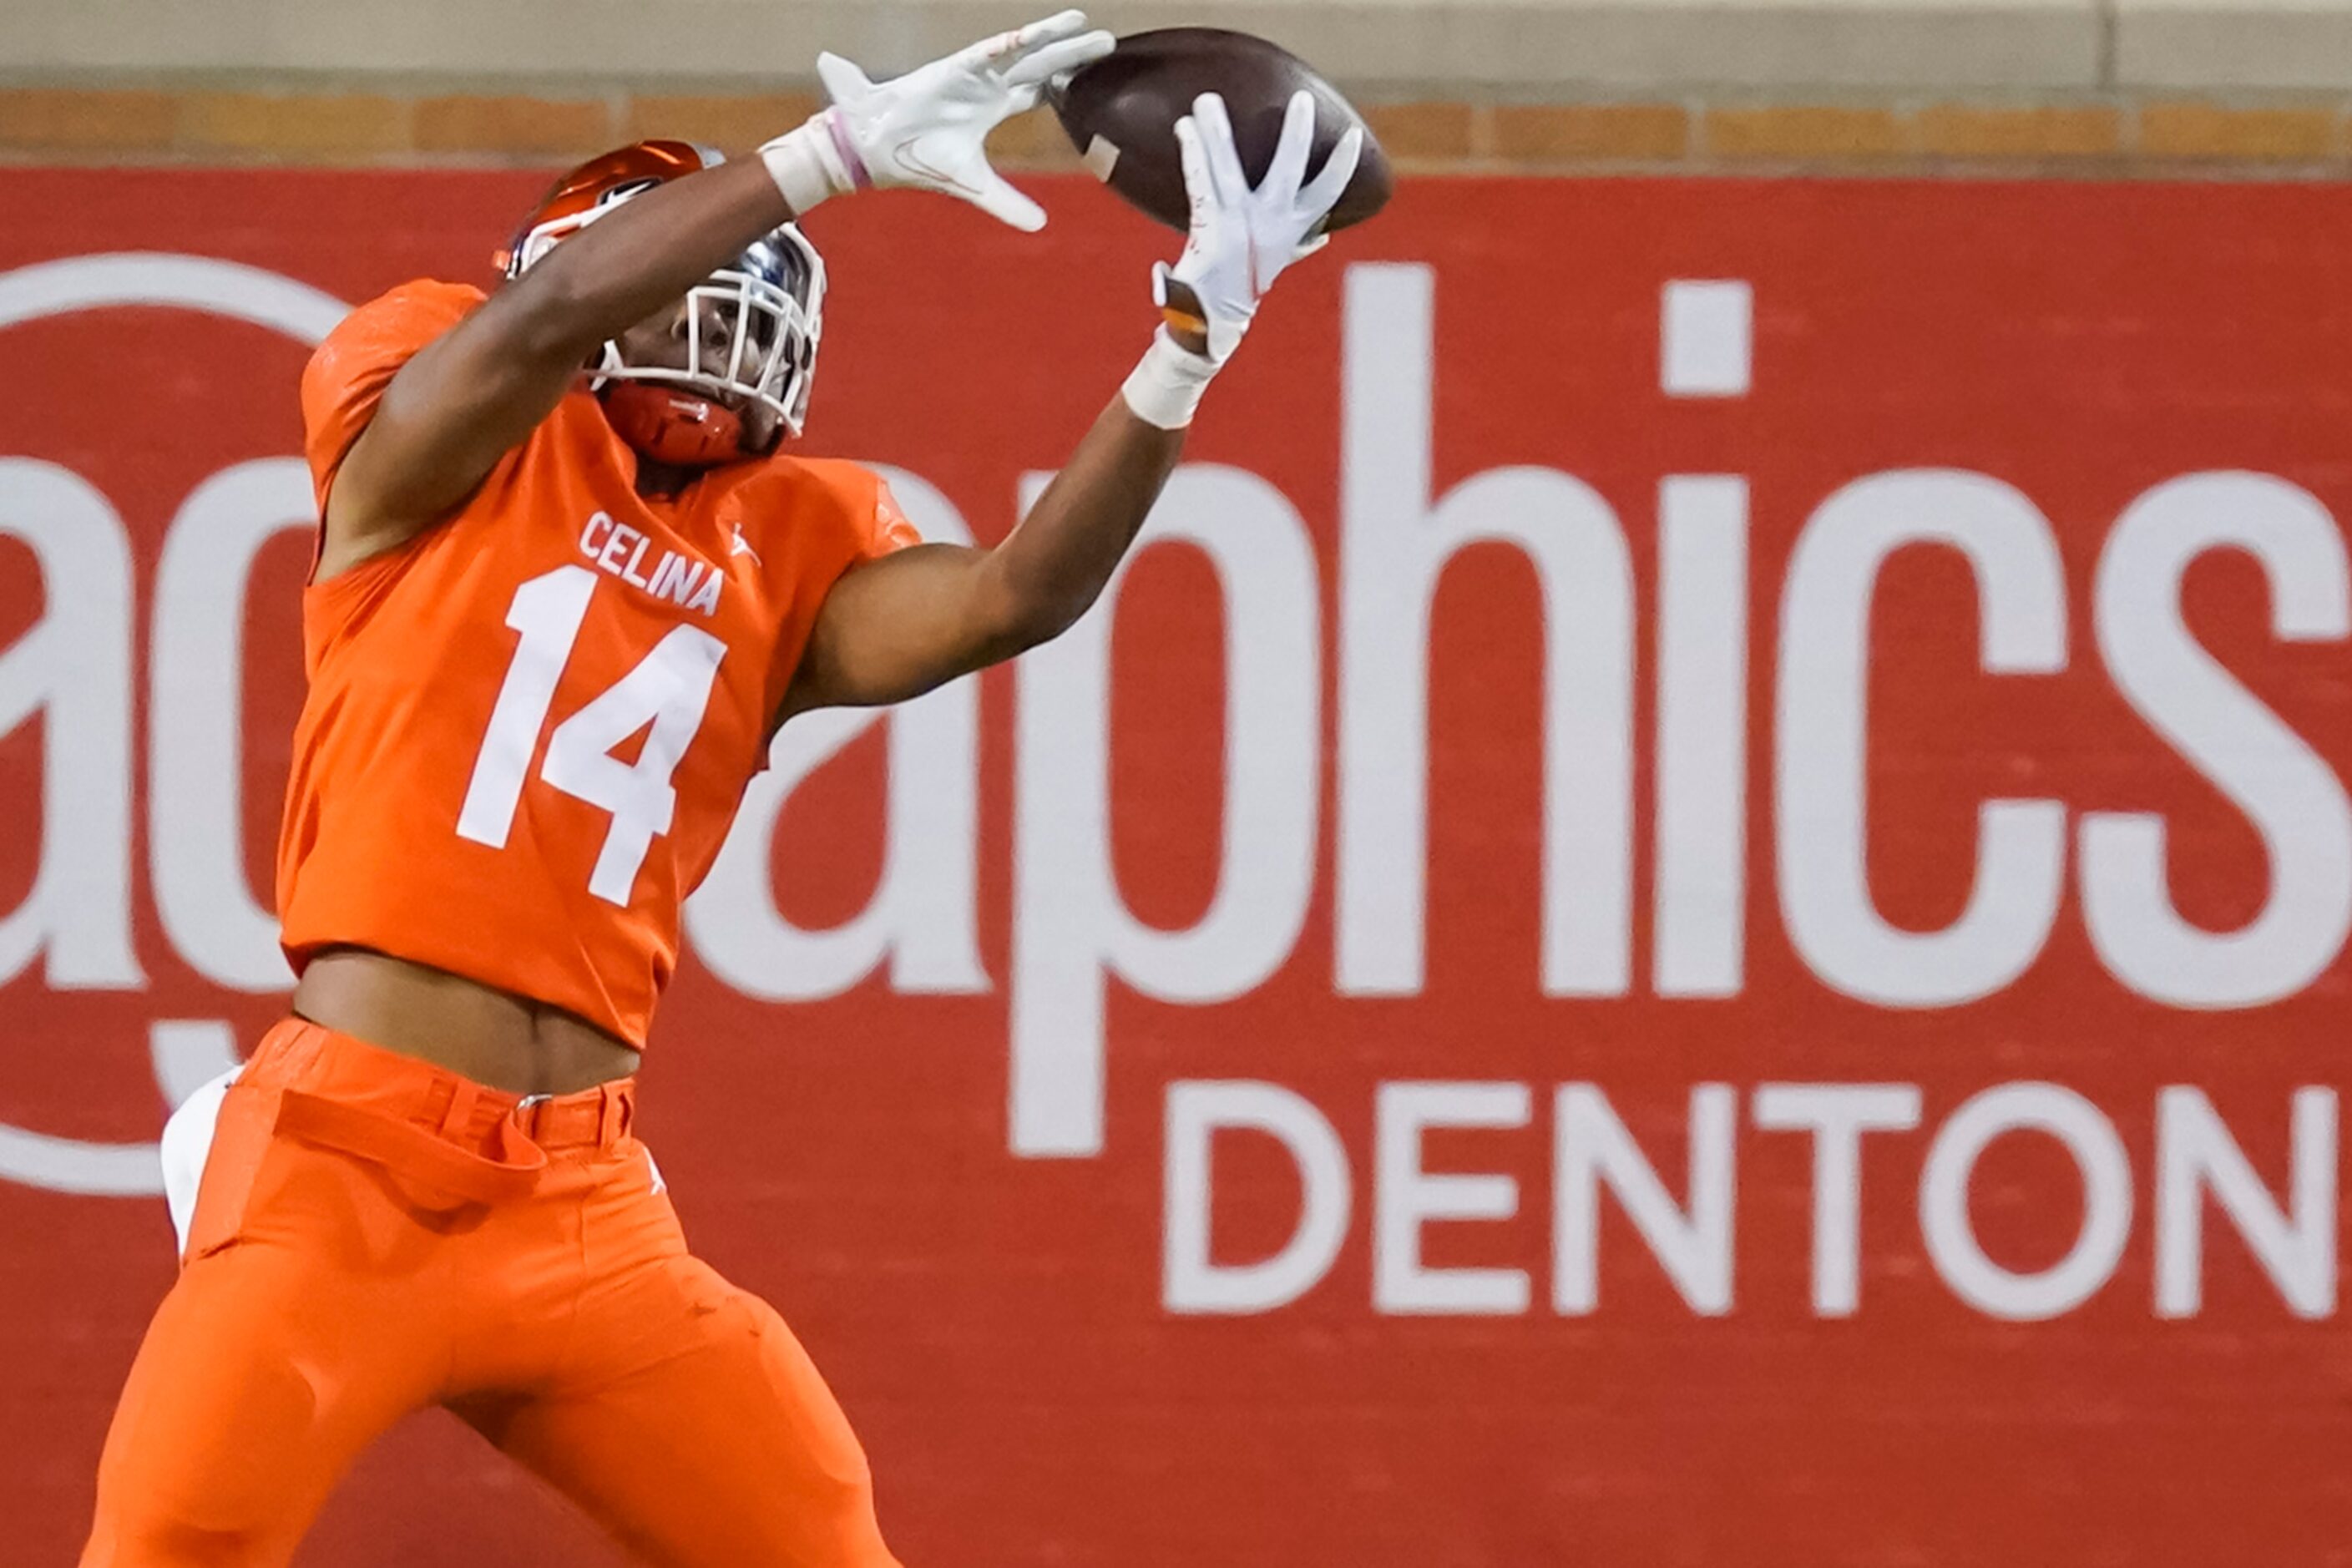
[279,281,918,1047]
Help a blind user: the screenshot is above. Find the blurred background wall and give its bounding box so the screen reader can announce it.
[8,3,2352,1565]
[5,0,2352,173]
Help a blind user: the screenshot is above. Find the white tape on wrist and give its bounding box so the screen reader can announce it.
[1120,328,1221,430]
[759,111,861,217]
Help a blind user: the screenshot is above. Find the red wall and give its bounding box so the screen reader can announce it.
[3,168,2350,1565]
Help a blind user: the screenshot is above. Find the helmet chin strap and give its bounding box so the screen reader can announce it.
[599,382,752,468]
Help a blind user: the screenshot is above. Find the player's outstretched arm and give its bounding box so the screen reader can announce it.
[781,90,1360,717]
[318,13,1112,580]
[322,159,794,576]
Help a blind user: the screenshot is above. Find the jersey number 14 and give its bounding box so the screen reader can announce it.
[456,565,726,905]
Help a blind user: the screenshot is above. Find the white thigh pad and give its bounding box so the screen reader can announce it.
[159,1066,241,1255]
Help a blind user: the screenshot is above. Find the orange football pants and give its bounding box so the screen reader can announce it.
[82,1018,902,1568]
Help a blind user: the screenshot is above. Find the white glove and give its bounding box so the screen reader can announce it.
[761,10,1114,232]
[1155,89,1362,364]
[1120,89,1361,429]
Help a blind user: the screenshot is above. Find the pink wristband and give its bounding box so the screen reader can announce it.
[823,110,873,192]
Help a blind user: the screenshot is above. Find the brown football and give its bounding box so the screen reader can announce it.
[1049,28,1391,235]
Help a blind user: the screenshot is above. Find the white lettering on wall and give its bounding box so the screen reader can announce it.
[5,248,2351,1296]
[1919,1082,2132,1320]
[1336,261,1636,1000]
[1752,1083,1923,1317]
[149,458,309,991]
[1373,1081,1532,1315]
[2155,1085,2336,1318]
[0,250,349,1197]
[1164,1080,1351,1313]
[1661,280,1754,398]
[2081,473,2352,1006]
[1777,471,2069,1006]
[1554,1083,1737,1315]
[1655,475,1751,996]
[0,458,140,989]
[1013,466,1321,1156]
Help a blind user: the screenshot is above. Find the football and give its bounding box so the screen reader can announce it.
[1049,28,1392,235]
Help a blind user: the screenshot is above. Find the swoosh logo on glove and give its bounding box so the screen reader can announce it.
[890,138,978,198]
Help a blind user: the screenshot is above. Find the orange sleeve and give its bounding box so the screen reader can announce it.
[863,474,924,561]
[298,280,487,515]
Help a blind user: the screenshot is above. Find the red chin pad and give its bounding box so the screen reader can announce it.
[599,382,749,468]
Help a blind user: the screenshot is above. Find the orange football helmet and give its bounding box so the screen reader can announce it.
[500,139,827,462]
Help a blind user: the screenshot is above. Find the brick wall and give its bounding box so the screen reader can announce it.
[5,84,2352,175]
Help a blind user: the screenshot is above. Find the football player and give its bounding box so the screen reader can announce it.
[80,12,1359,1566]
